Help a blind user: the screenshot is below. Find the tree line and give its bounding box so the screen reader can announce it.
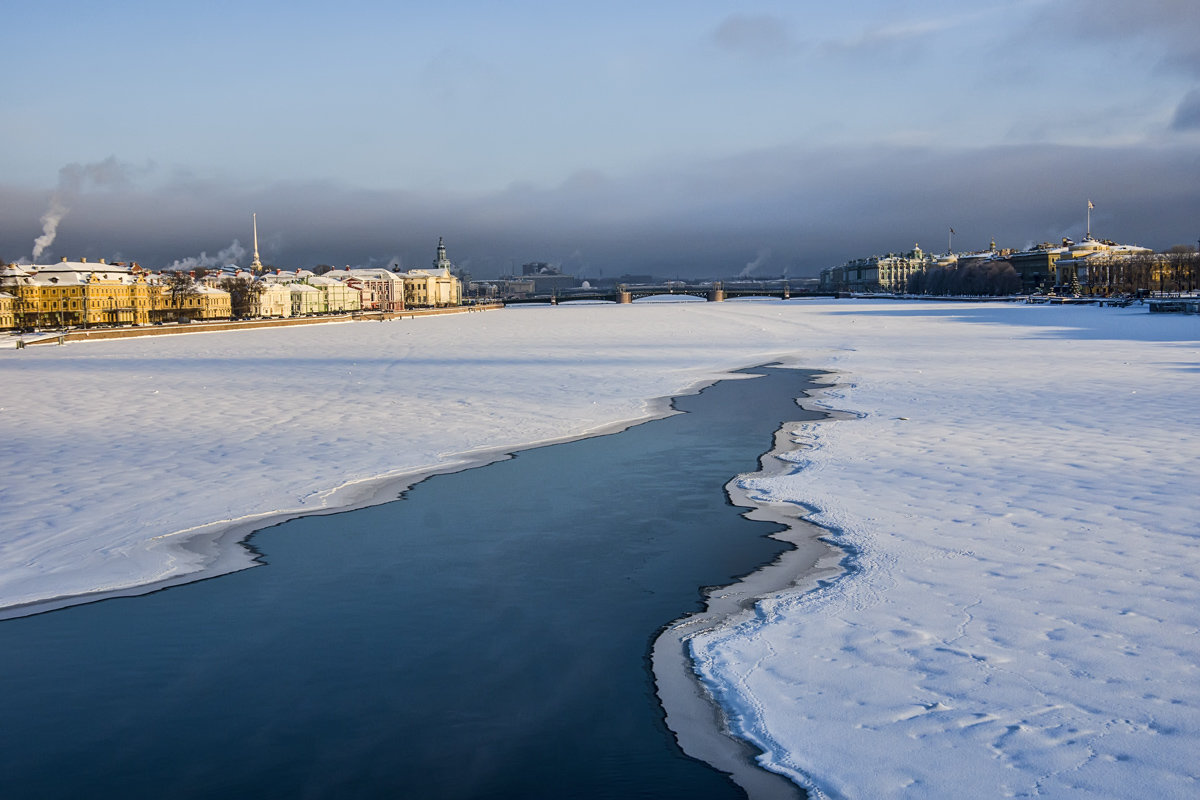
[907,261,1021,296]
[1084,247,1198,296]
[906,245,1198,297]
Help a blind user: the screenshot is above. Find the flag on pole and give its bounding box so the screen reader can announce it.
[1088,200,1094,209]
[950,227,955,234]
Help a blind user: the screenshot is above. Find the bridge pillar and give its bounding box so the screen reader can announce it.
[707,282,725,302]
[615,285,632,304]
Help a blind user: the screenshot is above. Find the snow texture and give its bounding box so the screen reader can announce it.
[2,300,1198,797]
[689,302,1200,799]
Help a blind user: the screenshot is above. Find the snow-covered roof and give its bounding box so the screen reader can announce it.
[0,264,33,279]
[1069,238,1107,254]
[333,269,404,282]
[34,260,134,274]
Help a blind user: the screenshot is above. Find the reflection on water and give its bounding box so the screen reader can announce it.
[0,366,817,799]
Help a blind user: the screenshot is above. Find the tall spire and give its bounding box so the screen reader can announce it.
[251,213,263,273]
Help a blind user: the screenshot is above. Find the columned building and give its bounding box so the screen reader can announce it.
[1052,237,1154,295]
[820,245,934,292]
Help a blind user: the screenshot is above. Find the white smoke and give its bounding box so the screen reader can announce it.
[738,247,772,278]
[32,196,69,260]
[168,239,246,271]
[31,157,140,261]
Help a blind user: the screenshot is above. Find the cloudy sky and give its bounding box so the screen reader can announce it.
[3,1,1197,277]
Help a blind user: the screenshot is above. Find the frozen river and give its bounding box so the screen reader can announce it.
[4,300,1197,798]
[0,364,817,799]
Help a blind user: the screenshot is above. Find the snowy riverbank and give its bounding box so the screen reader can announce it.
[2,300,1197,797]
[690,303,1200,798]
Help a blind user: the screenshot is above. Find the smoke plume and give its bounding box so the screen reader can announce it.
[32,197,69,260]
[30,157,141,261]
[168,239,247,271]
[738,248,772,278]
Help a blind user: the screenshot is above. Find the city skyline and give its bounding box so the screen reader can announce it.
[3,1,1198,277]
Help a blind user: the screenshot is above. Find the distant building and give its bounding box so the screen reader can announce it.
[329,268,406,311]
[400,237,462,307]
[510,261,578,294]
[253,280,293,318]
[1052,237,1155,295]
[185,284,233,320]
[820,245,934,292]
[1008,242,1069,292]
[521,262,554,276]
[480,278,536,297]
[305,274,362,313]
[324,238,461,309]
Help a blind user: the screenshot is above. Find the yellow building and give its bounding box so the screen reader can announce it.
[402,270,461,307]
[152,282,232,321]
[401,237,462,307]
[1053,238,1155,295]
[0,291,15,330]
[0,259,154,328]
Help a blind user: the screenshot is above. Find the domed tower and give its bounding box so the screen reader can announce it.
[433,237,453,275]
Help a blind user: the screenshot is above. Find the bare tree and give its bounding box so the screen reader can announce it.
[166,271,199,318]
[1165,245,1197,294]
[220,277,264,318]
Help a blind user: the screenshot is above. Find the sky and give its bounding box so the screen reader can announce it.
[2,0,1198,277]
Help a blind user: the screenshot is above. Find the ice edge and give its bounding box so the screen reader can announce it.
[654,367,858,800]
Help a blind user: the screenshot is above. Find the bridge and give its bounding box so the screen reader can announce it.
[503,282,834,305]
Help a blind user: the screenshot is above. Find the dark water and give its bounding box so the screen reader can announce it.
[0,366,817,800]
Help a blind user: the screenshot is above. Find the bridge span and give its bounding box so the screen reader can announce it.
[503,282,834,305]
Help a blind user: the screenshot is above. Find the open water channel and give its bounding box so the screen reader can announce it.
[0,365,819,799]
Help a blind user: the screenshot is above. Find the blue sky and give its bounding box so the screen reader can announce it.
[3,1,1198,276]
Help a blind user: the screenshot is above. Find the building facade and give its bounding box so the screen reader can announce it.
[1052,238,1155,295]
[0,292,14,330]
[820,245,934,292]
[1,259,157,328]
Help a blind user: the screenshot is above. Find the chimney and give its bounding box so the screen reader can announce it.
[80,257,87,263]
[61,256,68,262]
[99,258,107,264]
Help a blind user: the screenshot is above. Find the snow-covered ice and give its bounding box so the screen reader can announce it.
[687,302,1200,798]
[2,300,1197,797]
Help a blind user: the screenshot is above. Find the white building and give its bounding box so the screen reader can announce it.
[289,282,323,315]
[399,237,461,307]
[328,269,406,311]
[306,274,362,313]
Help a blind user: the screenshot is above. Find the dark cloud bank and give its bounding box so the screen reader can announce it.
[3,142,1197,278]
